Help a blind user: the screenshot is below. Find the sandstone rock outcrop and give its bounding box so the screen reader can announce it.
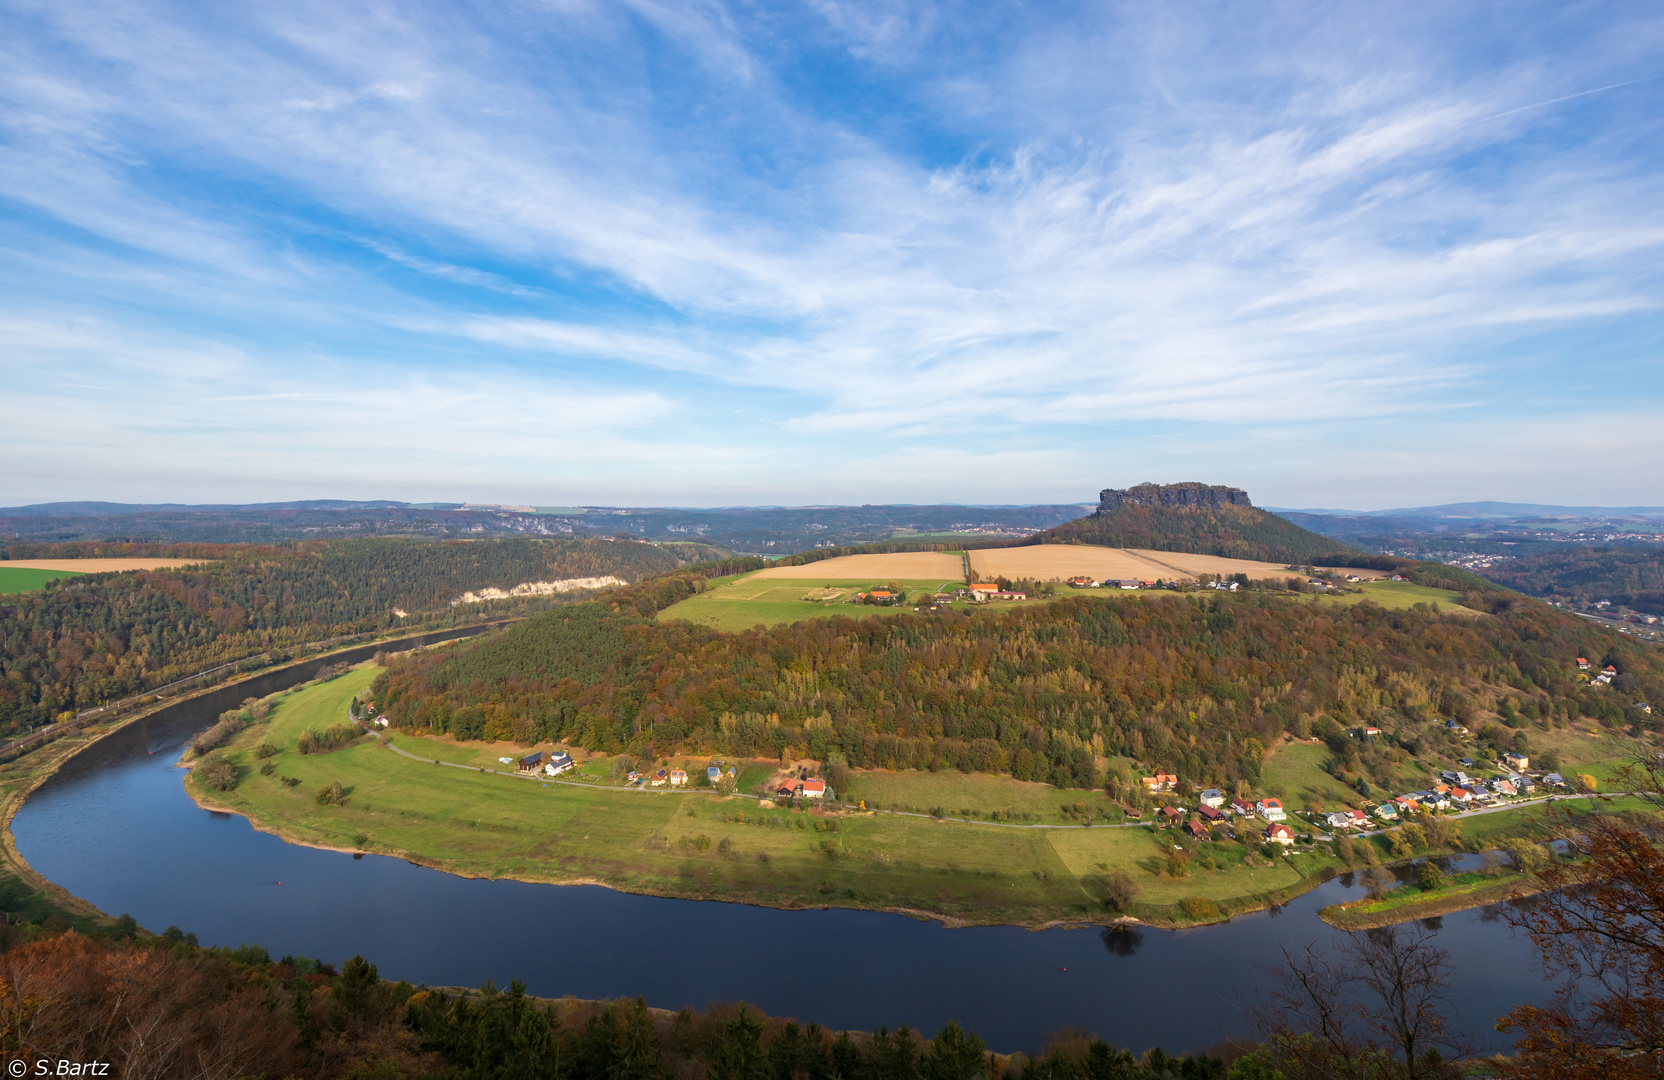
[1096,482,1252,515]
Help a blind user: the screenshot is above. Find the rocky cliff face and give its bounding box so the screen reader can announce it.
[1096,482,1253,514]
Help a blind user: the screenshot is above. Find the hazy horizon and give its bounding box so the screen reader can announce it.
[4,2,1662,508]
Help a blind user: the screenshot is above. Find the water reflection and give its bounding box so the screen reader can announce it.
[1420,916,1444,931]
[1100,927,1142,957]
[1338,871,1356,889]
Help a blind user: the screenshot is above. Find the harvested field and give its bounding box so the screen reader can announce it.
[1127,550,1309,580]
[967,544,1381,583]
[0,558,210,571]
[752,552,964,579]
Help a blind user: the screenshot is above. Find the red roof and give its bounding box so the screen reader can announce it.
[801,779,826,793]
[1267,823,1293,838]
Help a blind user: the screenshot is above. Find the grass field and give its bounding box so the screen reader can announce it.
[1316,579,1466,612]
[192,666,1385,926]
[658,573,967,631]
[0,567,83,594]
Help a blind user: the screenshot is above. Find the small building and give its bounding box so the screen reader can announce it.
[1067,577,1099,589]
[990,590,1027,601]
[1637,702,1654,715]
[669,769,688,786]
[1375,803,1399,821]
[1264,823,1295,846]
[1450,787,1476,805]
[518,752,545,774]
[544,751,575,776]
[1576,657,1590,671]
[800,778,828,799]
[1158,806,1185,826]
[1198,788,1225,809]
[1142,773,1178,793]
[1325,811,1355,830]
[1503,751,1530,771]
[1183,818,1211,839]
[652,769,669,787]
[1229,797,1255,816]
[1363,726,1382,737]
[1603,665,1619,678]
[1393,795,1420,813]
[1544,772,1566,787]
[1256,798,1286,822]
[1492,779,1517,797]
[1197,804,1223,822]
[707,765,723,785]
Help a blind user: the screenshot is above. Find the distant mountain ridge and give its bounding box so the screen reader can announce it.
[1030,482,1354,564]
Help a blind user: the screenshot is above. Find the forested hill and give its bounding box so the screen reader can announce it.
[1478,547,1664,616]
[0,538,703,734]
[1030,483,1353,564]
[377,571,1664,793]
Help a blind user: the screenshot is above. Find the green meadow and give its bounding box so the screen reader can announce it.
[1321,579,1465,611]
[656,572,968,631]
[194,663,1363,926]
[0,567,83,594]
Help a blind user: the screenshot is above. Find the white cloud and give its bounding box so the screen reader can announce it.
[1,0,1662,502]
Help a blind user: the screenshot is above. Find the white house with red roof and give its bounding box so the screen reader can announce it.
[1264,823,1295,846]
[1256,797,1286,822]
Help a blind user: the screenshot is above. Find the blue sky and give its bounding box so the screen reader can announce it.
[2,1,1662,509]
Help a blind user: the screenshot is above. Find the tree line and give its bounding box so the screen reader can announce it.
[375,567,1664,793]
[0,538,692,735]
[1479,546,1664,616]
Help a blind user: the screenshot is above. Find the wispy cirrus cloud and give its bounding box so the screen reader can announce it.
[0,0,1661,505]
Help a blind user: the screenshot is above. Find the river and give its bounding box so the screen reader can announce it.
[11,635,1554,1056]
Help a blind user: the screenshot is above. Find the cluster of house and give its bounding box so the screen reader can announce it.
[771,776,830,799]
[1067,577,1152,590]
[1144,746,1569,848]
[515,750,576,777]
[1577,657,1622,686]
[1143,775,1299,844]
[967,582,1028,601]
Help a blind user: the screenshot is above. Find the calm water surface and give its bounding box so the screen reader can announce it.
[13,635,1554,1054]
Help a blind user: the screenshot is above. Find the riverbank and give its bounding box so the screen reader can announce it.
[0,623,507,930]
[181,664,1465,931]
[1319,869,1544,930]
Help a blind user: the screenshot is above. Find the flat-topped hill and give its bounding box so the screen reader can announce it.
[1031,482,1352,564]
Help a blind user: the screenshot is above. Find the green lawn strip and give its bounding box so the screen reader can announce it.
[1312,580,1464,612]
[1320,870,1533,930]
[657,574,966,631]
[0,567,84,594]
[1260,742,1341,805]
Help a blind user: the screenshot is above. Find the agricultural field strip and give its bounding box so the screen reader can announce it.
[0,558,209,571]
[350,702,1592,834]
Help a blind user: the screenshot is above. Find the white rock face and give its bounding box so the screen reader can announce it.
[449,577,626,605]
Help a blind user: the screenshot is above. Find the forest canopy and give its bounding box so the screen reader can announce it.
[377,569,1664,792]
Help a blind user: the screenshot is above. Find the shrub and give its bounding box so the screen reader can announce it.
[315,780,346,806]
[197,757,237,791]
[281,776,301,788]
[298,724,363,755]
[1103,870,1141,913]
[191,710,246,757]
[254,743,279,759]
[259,762,276,776]
[1416,861,1444,891]
[1179,896,1220,920]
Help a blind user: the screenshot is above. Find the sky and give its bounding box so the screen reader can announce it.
[2,1,1662,511]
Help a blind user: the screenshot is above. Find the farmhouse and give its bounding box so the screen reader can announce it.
[1183,819,1211,839]
[1067,577,1099,588]
[1264,823,1295,846]
[800,779,829,799]
[1142,773,1178,793]
[652,769,668,787]
[518,751,544,774]
[669,769,688,786]
[1325,812,1355,830]
[1375,803,1398,821]
[1158,806,1185,826]
[1197,805,1223,823]
[1256,798,1286,822]
[1503,751,1529,770]
[544,751,575,776]
[1198,788,1225,809]
[1229,797,1255,816]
